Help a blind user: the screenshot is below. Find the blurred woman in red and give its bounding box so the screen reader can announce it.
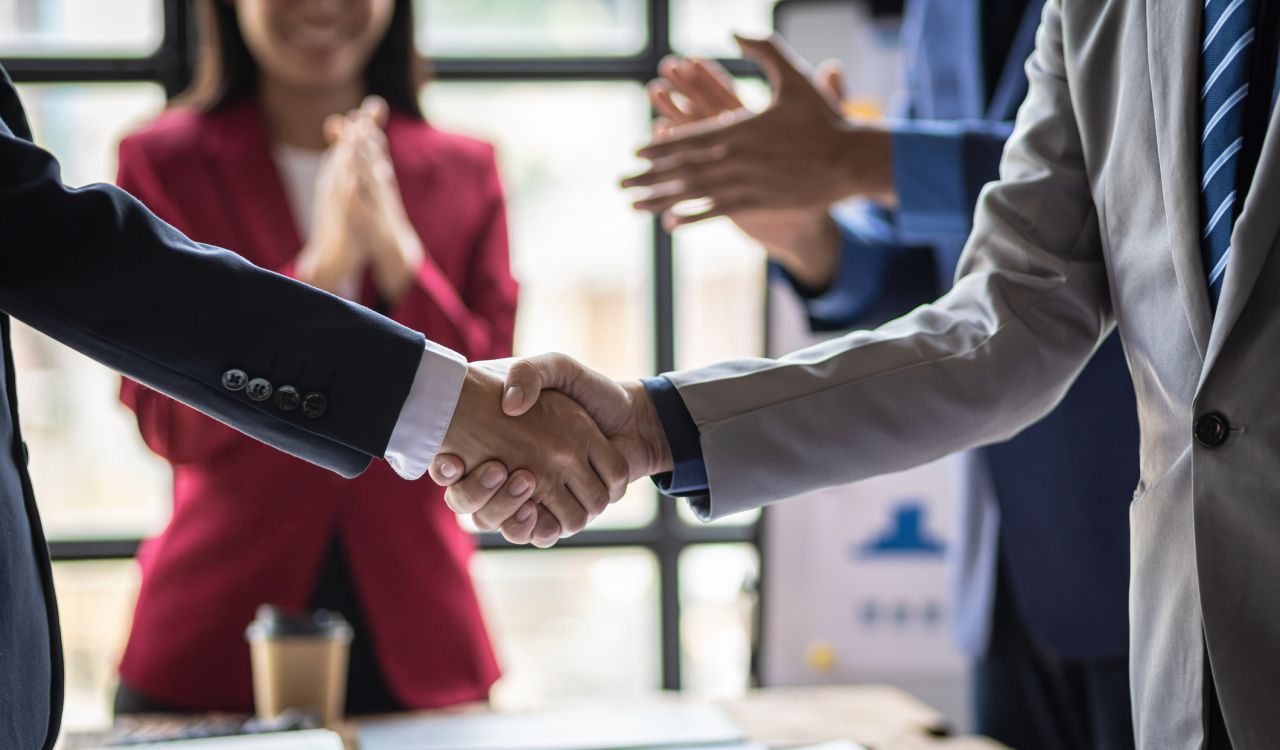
[113,0,514,714]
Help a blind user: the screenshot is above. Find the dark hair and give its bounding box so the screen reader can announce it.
[177,0,427,118]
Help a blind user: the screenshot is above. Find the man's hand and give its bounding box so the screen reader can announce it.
[433,360,634,546]
[432,354,674,546]
[622,34,896,230]
[642,54,846,290]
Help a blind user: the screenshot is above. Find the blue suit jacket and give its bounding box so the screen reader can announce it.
[0,67,426,747]
[788,0,1136,661]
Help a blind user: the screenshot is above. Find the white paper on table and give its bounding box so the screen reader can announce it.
[87,729,345,750]
[358,704,745,750]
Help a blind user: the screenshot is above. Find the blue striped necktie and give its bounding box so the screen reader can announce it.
[1200,0,1261,305]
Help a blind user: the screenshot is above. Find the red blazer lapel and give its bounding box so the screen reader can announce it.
[204,98,304,269]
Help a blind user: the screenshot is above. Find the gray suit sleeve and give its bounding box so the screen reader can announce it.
[667,1,1116,519]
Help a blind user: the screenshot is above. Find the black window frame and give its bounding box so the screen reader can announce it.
[3,0,764,693]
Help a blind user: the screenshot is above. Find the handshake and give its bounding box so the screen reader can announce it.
[429,355,674,547]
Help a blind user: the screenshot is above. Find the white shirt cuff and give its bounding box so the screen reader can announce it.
[384,339,467,480]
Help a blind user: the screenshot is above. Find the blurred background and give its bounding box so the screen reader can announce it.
[1,0,956,737]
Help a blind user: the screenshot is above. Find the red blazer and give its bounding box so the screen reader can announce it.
[114,98,515,711]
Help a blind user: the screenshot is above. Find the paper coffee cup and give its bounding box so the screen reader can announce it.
[245,605,353,726]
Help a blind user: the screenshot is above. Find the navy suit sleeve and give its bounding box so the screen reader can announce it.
[0,71,425,478]
[891,119,1015,240]
[641,376,708,497]
[776,205,940,331]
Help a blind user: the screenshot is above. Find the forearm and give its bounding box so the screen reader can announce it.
[781,208,940,332]
[0,128,426,476]
[831,124,898,207]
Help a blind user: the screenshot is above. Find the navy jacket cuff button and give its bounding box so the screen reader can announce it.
[246,378,274,402]
[274,385,300,411]
[302,392,327,419]
[221,369,248,391]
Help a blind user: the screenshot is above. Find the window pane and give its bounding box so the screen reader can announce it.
[475,548,660,706]
[671,75,769,372]
[0,0,161,56]
[673,225,767,371]
[416,0,646,58]
[54,560,140,733]
[671,0,777,57]
[16,83,166,187]
[680,544,758,698]
[12,83,172,542]
[15,329,173,542]
[425,82,653,379]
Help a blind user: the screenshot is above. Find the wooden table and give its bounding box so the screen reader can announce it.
[64,685,1007,750]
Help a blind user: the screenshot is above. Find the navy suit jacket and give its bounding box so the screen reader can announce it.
[0,67,426,747]
[789,0,1137,660]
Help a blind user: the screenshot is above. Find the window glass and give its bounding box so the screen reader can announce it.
[668,76,769,371]
[476,548,661,706]
[16,83,166,187]
[680,543,758,698]
[54,560,141,733]
[671,0,777,58]
[416,0,647,58]
[15,324,173,541]
[673,223,767,372]
[0,0,162,56]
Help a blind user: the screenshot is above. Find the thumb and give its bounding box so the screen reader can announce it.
[815,58,846,109]
[502,352,621,425]
[734,33,811,93]
[428,452,465,486]
[501,353,569,416]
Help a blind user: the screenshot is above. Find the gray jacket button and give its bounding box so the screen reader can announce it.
[274,385,300,411]
[302,392,328,419]
[221,369,248,391]
[246,378,274,402]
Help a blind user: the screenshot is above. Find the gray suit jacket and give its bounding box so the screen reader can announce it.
[667,3,1279,747]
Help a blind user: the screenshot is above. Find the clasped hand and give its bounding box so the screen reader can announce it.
[296,96,425,304]
[430,357,673,547]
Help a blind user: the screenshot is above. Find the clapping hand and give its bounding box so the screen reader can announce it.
[636,50,849,289]
[621,34,896,243]
[297,97,425,304]
[431,355,674,547]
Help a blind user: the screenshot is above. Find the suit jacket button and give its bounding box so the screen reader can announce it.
[246,378,274,402]
[221,369,248,391]
[274,385,300,411]
[302,392,327,419]
[1194,412,1230,447]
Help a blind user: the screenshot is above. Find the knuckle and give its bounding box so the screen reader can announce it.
[587,487,610,514]
[557,503,587,534]
[451,487,483,514]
